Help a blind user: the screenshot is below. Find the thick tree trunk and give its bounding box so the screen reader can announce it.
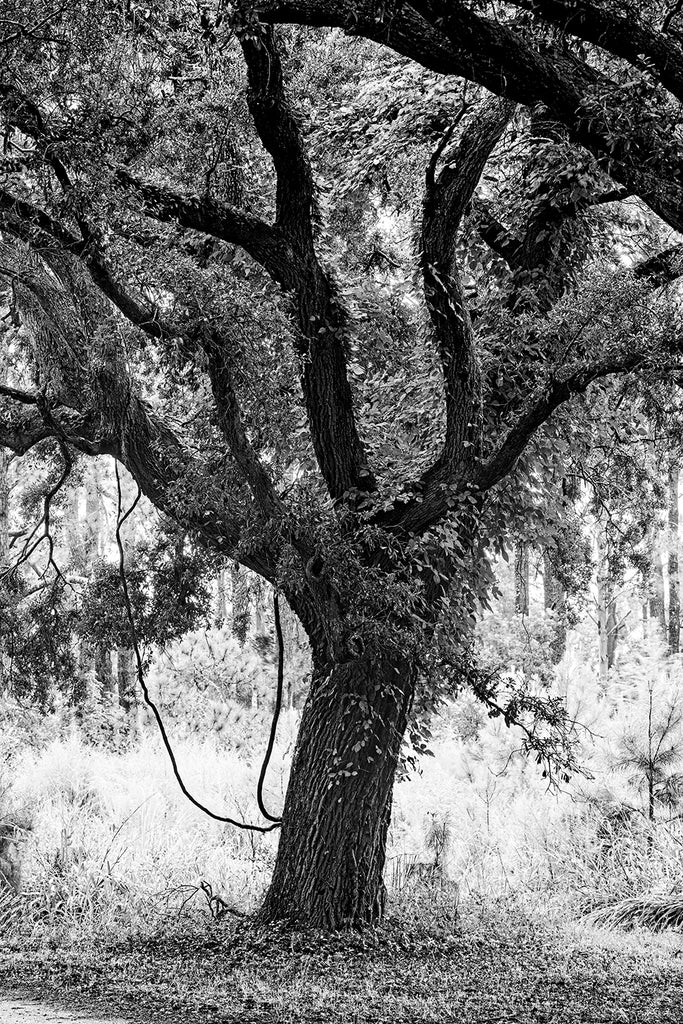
[260,650,414,929]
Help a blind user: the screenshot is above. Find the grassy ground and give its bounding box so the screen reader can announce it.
[2,895,683,1023]
[4,686,683,1022]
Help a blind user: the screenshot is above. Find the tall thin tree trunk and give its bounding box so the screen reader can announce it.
[596,526,619,681]
[606,599,619,669]
[650,553,667,640]
[260,649,414,928]
[669,462,680,654]
[597,568,609,687]
[117,647,138,735]
[95,648,115,699]
[215,565,228,622]
[543,550,566,662]
[515,543,530,616]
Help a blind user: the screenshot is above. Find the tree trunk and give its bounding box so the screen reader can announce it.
[117,647,138,734]
[669,463,680,654]
[514,543,530,616]
[260,649,414,929]
[543,549,566,663]
[650,552,667,640]
[95,648,115,700]
[596,525,619,681]
[597,583,609,687]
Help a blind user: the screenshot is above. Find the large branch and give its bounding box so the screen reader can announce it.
[507,0,683,104]
[0,402,97,455]
[255,2,683,237]
[235,20,375,500]
[470,198,523,270]
[0,200,282,517]
[0,190,169,340]
[421,98,513,472]
[239,19,316,250]
[475,354,646,492]
[115,168,299,289]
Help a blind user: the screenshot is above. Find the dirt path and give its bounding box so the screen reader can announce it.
[0,999,129,1023]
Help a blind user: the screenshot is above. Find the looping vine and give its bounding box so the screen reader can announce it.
[114,460,282,833]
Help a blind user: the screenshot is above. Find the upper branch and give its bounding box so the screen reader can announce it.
[0,189,170,340]
[475,353,645,492]
[233,18,375,501]
[0,197,281,517]
[238,18,316,250]
[421,98,513,472]
[507,0,683,104]
[470,198,523,270]
[256,1,683,237]
[115,168,300,288]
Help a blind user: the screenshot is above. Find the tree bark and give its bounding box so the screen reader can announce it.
[650,552,667,640]
[543,549,566,663]
[515,544,530,616]
[117,647,137,734]
[259,649,414,928]
[669,462,680,655]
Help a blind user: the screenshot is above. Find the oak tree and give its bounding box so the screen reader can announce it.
[2,1,683,927]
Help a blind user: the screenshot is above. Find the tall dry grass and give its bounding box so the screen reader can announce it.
[2,714,682,947]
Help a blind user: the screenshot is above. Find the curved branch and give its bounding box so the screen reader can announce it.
[470,198,523,270]
[476,354,645,492]
[421,98,513,471]
[115,168,299,288]
[507,0,683,104]
[1,198,282,516]
[256,1,683,236]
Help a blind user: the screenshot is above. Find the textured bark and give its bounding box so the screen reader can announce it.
[669,463,680,655]
[515,544,530,616]
[543,549,566,663]
[260,651,414,928]
[650,554,667,640]
[117,647,137,732]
